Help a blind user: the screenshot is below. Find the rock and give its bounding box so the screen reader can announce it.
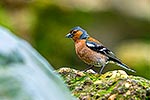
[58,67,150,100]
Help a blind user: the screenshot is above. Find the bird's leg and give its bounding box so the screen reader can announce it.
[99,64,105,74]
[84,65,94,72]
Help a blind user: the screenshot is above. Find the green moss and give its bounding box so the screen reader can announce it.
[58,67,150,100]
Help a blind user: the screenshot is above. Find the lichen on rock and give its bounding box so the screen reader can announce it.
[58,67,150,100]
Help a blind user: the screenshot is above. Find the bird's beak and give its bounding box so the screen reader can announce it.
[66,33,73,38]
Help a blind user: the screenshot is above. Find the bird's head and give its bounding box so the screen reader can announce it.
[66,26,89,42]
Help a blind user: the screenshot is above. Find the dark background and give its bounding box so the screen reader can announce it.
[0,0,149,79]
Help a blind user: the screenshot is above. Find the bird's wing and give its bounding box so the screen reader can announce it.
[85,40,118,60]
[86,40,136,73]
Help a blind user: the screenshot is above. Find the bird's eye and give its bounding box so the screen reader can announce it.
[72,30,78,34]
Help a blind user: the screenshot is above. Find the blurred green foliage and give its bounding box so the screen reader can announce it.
[0,0,150,79]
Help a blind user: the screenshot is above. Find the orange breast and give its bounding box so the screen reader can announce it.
[75,40,108,67]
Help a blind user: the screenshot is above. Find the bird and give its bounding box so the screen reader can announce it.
[66,26,136,74]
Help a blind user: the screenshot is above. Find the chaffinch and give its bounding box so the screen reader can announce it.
[66,26,135,74]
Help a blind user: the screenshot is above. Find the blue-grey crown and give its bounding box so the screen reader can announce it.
[72,26,89,39]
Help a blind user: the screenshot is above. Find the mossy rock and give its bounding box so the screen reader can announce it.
[58,68,150,100]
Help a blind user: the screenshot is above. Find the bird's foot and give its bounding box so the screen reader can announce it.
[83,65,94,72]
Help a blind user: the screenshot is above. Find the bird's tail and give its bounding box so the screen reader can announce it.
[116,62,136,73]
[109,58,136,73]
